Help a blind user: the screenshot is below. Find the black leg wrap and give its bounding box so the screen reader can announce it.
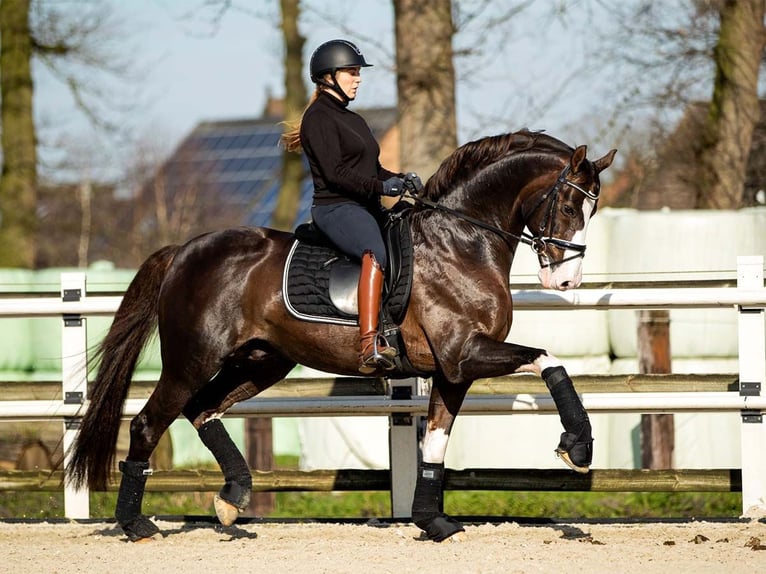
[198,418,252,510]
[115,460,160,541]
[542,366,593,469]
[411,462,465,542]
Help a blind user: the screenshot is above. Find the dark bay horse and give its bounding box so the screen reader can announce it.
[67,129,616,542]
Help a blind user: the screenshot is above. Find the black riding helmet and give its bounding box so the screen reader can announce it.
[309,39,372,102]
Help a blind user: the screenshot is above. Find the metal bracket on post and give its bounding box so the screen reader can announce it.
[736,255,766,517]
[739,382,761,397]
[388,377,419,519]
[740,382,762,423]
[61,272,90,519]
[741,410,763,424]
[391,385,413,426]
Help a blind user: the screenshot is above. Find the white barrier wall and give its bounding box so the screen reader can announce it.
[299,208,766,471]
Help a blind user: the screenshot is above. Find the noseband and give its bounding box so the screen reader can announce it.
[523,165,599,269]
[412,164,598,269]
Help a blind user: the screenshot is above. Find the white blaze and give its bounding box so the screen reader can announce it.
[538,197,596,291]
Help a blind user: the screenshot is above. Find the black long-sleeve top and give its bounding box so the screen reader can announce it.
[300,90,401,206]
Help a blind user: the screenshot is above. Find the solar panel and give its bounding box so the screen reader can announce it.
[160,108,395,231]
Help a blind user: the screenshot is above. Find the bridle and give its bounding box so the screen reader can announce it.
[411,164,599,269]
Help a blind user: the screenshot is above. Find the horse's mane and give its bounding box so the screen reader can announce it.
[423,129,572,201]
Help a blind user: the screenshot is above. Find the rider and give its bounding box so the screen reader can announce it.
[281,39,422,374]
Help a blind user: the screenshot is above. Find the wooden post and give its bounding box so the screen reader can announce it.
[638,309,674,469]
[245,417,275,515]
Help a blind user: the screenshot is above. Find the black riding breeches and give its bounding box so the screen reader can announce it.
[311,201,387,268]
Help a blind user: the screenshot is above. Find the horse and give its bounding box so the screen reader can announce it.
[67,129,616,542]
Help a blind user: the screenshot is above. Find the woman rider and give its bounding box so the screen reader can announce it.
[281,39,422,374]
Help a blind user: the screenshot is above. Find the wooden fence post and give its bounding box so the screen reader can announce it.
[637,309,674,469]
[245,417,275,515]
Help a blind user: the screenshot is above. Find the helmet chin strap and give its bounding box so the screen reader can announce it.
[317,71,350,103]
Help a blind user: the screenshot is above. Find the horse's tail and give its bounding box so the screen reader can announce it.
[66,244,180,491]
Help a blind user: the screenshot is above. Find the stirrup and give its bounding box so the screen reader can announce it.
[359,336,397,374]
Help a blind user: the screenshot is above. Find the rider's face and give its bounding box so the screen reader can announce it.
[328,67,361,100]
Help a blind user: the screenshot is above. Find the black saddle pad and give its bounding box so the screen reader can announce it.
[283,206,414,327]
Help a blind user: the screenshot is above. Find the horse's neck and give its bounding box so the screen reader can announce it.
[412,205,518,279]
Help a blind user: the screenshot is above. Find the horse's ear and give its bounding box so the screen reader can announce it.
[593,149,618,174]
[570,145,588,173]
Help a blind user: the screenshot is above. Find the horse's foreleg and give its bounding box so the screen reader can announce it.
[449,335,594,473]
[541,364,593,472]
[518,352,593,472]
[451,335,594,473]
[412,377,469,542]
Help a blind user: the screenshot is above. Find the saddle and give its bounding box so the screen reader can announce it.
[282,202,427,378]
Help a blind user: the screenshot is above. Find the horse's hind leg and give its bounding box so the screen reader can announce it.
[115,376,193,541]
[196,418,252,526]
[114,459,159,541]
[184,355,296,526]
[411,375,469,542]
[183,379,255,527]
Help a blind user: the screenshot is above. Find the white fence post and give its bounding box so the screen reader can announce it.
[388,377,420,518]
[737,255,766,517]
[61,272,90,519]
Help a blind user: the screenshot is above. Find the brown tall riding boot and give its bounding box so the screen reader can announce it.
[358,251,397,374]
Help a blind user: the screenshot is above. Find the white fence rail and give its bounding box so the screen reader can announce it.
[0,256,764,519]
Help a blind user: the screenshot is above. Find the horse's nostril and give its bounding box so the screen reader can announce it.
[560,281,571,290]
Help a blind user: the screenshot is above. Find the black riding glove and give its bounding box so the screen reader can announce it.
[403,172,424,195]
[381,176,405,196]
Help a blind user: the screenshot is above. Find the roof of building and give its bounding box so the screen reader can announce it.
[160,106,398,228]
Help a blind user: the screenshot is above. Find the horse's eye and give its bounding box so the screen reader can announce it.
[562,205,577,218]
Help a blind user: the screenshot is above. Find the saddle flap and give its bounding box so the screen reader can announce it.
[328,259,359,315]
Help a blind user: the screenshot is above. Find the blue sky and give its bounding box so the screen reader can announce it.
[32,1,631,181]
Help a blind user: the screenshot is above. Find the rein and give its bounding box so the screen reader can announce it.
[411,165,597,269]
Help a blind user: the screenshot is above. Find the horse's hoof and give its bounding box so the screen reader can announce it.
[214,495,242,526]
[556,448,591,474]
[555,431,592,473]
[120,514,161,542]
[414,513,465,542]
[133,535,159,544]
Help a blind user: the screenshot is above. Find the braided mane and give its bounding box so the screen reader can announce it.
[423,129,572,201]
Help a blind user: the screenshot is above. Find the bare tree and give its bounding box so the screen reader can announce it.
[0,0,134,268]
[391,1,533,177]
[695,0,765,208]
[271,0,307,232]
[393,0,458,177]
[0,0,37,267]
[596,0,765,209]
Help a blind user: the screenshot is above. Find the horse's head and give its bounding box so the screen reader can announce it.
[524,145,617,291]
[418,131,616,291]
